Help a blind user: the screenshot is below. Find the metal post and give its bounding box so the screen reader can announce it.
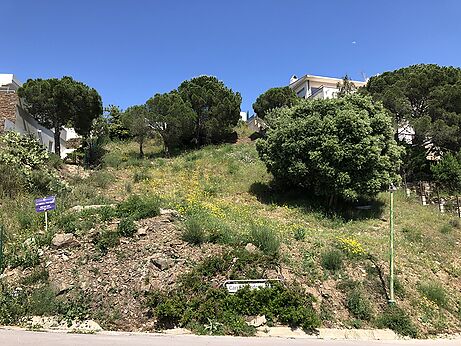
[45,211,48,233]
[0,224,3,274]
[389,184,397,304]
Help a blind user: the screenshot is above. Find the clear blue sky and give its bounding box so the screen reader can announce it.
[2,0,460,113]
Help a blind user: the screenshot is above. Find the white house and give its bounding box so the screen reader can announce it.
[0,74,80,158]
[288,74,366,100]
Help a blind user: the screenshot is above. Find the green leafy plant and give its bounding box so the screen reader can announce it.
[321,249,343,271]
[249,223,280,257]
[293,227,306,241]
[117,194,160,220]
[182,217,206,245]
[418,282,447,308]
[117,217,136,237]
[346,289,373,321]
[376,305,418,338]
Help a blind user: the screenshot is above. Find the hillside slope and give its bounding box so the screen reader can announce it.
[1,137,461,337]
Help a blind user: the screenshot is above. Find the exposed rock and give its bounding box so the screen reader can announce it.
[163,327,192,335]
[151,255,175,271]
[51,233,78,248]
[28,316,102,332]
[137,226,148,236]
[245,243,258,253]
[55,281,74,295]
[69,204,116,213]
[160,208,180,218]
[247,315,267,327]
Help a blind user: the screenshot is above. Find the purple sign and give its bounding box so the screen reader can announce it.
[35,196,56,213]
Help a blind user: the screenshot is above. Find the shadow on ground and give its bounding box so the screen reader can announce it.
[249,182,385,221]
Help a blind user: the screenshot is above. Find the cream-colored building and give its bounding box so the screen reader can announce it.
[288,74,366,100]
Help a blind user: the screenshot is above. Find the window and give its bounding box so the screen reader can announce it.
[48,141,53,153]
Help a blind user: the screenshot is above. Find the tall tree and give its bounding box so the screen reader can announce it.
[105,105,131,140]
[18,76,102,155]
[122,105,152,157]
[178,76,242,145]
[146,91,196,155]
[336,75,357,97]
[363,64,461,153]
[252,86,299,119]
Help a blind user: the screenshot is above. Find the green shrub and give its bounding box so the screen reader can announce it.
[293,227,306,241]
[449,218,460,229]
[439,223,453,234]
[418,282,447,308]
[88,171,114,189]
[182,217,206,245]
[133,169,151,183]
[145,283,320,335]
[346,289,373,321]
[376,305,418,338]
[20,267,49,285]
[93,229,119,255]
[249,224,280,257]
[0,163,25,197]
[117,218,136,237]
[402,226,422,243]
[99,206,117,222]
[321,249,343,271]
[117,194,160,220]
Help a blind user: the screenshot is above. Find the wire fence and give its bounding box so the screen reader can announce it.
[404,181,461,218]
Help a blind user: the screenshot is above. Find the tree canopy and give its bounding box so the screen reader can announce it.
[252,86,299,119]
[431,152,461,194]
[122,105,152,157]
[256,94,402,203]
[363,64,461,154]
[178,76,241,145]
[146,91,195,155]
[18,76,102,155]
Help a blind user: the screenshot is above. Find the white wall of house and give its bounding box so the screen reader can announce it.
[0,73,80,159]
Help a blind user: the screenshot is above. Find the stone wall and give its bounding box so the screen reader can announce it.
[0,92,18,133]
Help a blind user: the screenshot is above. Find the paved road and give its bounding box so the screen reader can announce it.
[1,329,461,346]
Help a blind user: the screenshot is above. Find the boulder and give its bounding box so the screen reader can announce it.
[245,243,258,254]
[52,233,78,248]
[248,315,267,327]
[150,255,175,271]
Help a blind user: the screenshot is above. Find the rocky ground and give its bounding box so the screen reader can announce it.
[20,210,226,331]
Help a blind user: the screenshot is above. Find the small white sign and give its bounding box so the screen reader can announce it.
[224,280,270,293]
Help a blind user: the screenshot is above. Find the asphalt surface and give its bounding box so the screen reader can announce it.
[1,329,461,346]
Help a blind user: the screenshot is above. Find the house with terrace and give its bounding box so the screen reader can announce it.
[0,74,79,158]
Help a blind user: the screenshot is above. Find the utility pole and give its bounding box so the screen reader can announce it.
[0,224,4,275]
[389,183,397,304]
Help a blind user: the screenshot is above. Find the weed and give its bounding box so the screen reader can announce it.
[249,223,280,257]
[133,169,151,183]
[117,218,136,237]
[145,283,320,335]
[346,289,373,321]
[93,229,119,255]
[321,249,343,272]
[117,194,160,220]
[20,267,49,285]
[448,218,460,229]
[376,305,418,338]
[293,227,306,241]
[182,217,206,245]
[439,223,453,234]
[418,282,447,308]
[401,226,422,243]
